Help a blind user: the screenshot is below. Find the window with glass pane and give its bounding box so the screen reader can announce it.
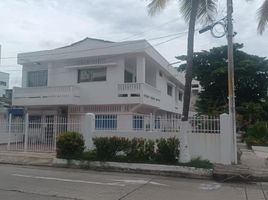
[179,91,183,101]
[133,115,144,130]
[0,81,6,86]
[78,68,106,83]
[167,84,173,96]
[95,115,117,130]
[27,70,48,87]
[124,70,134,83]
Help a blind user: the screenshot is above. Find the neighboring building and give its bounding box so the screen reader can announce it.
[0,72,9,97]
[12,38,184,129]
[190,80,202,114]
[0,73,10,117]
[0,89,12,118]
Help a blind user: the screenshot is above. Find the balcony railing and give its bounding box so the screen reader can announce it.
[117,83,161,105]
[13,86,80,106]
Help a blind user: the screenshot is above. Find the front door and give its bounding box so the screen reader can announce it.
[45,115,54,144]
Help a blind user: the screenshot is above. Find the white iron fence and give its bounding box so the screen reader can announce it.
[0,113,233,164]
[94,114,220,134]
[0,115,81,152]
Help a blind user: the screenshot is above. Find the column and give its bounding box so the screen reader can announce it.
[136,56,146,83]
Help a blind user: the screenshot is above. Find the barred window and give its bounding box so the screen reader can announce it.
[27,70,48,87]
[95,115,117,130]
[133,115,144,130]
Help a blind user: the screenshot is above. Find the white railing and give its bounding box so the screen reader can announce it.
[0,113,233,164]
[0,115,82,152]
[189,116,220,134]
[94,113,220,134]
[118,83,142,91]
[117,83,161,105]
[13,85,80,100]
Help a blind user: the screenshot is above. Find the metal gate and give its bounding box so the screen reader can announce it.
[0,114,82,152]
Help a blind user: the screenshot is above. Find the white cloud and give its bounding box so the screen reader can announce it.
[0,0,267,87]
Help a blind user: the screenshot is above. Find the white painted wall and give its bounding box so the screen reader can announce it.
[15,39,185,114]
[16,55,184,114]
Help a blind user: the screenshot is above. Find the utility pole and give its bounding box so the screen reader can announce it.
[226,0,237,164]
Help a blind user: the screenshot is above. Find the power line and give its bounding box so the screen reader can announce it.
[0,17,182,61]
[1,34,185,72]
[120,17,181,41]
[0,30,189,61]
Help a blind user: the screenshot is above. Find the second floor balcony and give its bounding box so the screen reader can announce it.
[117,83,161,107]
[12,86,80,106]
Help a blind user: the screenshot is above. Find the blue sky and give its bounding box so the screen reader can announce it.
[0,0,267,87]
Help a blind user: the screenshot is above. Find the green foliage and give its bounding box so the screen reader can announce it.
[126,138,155,162]
[57,135,212,169]
[56,132,85,159]
[179,157,213,169]
[155,138,180,164]
[92,136,129,161]
[245,122,268,147]
[177,44,268,116]
[81,150,97,161]
[92,137,179,164]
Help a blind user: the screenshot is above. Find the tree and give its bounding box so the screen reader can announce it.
[146,0,217,121]
[257,0,268,34]
[177,44,268,119]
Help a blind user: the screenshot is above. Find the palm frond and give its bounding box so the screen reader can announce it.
[179,0,217,23]
[257,0,268,34]
[147,0,170,16]
[197,0,218,24]
[179,0,193,22]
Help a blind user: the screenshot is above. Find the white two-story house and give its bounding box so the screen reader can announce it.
[12,38,184,130]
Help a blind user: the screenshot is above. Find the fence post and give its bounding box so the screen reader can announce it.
[149,113,153,132]
[83,113,95,150]
[220,113,233,164]
[7,113,12,151]
[179,121,191,163]
[24,113,29,152]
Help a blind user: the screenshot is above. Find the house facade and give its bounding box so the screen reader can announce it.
[12,38,184,130]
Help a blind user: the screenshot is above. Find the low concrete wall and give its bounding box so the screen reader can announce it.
[53,158,212,179]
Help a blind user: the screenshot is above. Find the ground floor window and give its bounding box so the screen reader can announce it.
[95,115,117,130]
[133,115,144,130]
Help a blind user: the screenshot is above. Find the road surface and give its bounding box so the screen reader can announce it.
[0,164,266,200]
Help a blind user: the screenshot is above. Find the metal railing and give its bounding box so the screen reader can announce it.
[0,115,82,152]
[94,114,220,134]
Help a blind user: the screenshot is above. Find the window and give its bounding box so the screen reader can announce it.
[179,91,183,101]
[29,115,42,128]
[78,68,106,83]
[27,70,48,87]
[192,84,199,88]
[167,84,173,96]
[95,115,117,130]
[0,81,6,86]
[124,70,134,83]
[133,115,144,130]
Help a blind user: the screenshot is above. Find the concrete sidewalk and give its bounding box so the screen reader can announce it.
[214,143,268,182]
[0,151,55,166]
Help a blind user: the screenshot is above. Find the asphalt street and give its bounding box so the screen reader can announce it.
[0,164,266,200]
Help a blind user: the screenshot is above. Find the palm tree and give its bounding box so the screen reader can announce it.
[147,0,217,121]
[147,0,217,162]
[257,0,268,34]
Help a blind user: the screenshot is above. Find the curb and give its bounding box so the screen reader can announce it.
[52,158,213,179]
